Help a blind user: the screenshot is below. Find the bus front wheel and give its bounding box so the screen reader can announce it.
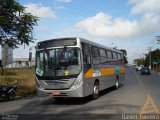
[92,81,99,100]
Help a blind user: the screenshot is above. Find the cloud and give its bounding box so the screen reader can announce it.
[54,0,72,3]
[53,0,72,9]
[75,0,160,39]
[129,0,160,15]
[25,3,57,19]
[75,12,138,39]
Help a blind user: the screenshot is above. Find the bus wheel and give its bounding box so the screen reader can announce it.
[115,76,119,89]
[92,81,99,99]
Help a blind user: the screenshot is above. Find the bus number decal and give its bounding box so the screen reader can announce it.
[93,70,101,77]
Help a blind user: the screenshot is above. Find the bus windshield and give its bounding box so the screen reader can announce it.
[36,47,81,77]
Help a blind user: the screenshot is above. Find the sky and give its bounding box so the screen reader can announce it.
[1,0,160,64]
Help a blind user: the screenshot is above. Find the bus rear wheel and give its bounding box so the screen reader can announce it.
[92,82,99,100]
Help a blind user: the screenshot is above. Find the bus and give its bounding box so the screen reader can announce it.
[35,37,125,100]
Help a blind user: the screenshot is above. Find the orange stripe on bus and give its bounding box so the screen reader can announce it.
[101,68,115,75]
[84,67,125,78]
[120,67,125,73]
[85,69,93,78]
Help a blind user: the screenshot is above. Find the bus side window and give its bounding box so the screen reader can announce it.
[121,53,124,63]
[118,53,122,61]
[106,50,113,62]
[99,48,108,63]
[91,46,100,64]
[113,52,118,61]
[82,43,91,64]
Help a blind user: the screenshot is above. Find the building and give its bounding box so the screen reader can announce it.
[6,58,35,68]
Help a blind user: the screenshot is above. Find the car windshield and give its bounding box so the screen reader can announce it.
[143,67,149,70]
[36,47,81,77]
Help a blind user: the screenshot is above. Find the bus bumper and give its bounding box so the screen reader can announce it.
[36,85,84,98]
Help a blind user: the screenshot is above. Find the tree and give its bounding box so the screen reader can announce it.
[0,59,2,67]
[144,49,160,67]
[158,39,160,44]
[134,58,145,66]
[120,49,128,64]
[157,36,160,45]
[0,0,38,48]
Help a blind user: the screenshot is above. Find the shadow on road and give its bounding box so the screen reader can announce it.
[0,84,124,104]
[42,85,121,105]
[100,84,124,98]
[1,84,126,115]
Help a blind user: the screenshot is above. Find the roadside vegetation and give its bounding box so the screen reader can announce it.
[0,0,38,98]
[0,68,35,97]
[134,48,160,72]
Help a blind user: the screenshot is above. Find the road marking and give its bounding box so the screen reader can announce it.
[134,70,143,86]
[139,94,160,114]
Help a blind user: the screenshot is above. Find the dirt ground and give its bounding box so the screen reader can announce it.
[0,68,36,96]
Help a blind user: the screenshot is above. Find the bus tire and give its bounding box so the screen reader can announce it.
[92,81,99,100]
[115,76,119,90]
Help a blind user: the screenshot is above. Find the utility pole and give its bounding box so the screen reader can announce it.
[29,47,32,69]
[147,47,152,69]
[142,53,145,60]
[29,46,35,69]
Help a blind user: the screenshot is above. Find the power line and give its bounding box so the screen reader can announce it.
[66,2,99,17]
[63,1,110,25]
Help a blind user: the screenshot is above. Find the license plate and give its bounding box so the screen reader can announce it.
[52,92,60,95]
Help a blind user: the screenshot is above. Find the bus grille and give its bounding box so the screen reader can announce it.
[44,79,69,85]
[43,79,75,89]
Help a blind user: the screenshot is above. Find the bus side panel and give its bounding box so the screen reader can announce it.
[119,66,125,85]
[99,75,115,90]
[82,66,125,97]
[119,73,125,85]
[82,75,116,97]
[83,77,95,97]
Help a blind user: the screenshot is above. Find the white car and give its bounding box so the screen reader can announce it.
[135,65,144,71]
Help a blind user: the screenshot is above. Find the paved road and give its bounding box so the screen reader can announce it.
[0,67,160,119]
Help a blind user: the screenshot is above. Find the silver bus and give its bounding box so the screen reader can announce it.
[35,37,125,100]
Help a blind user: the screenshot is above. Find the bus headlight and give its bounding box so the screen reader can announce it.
[70,79,82,89]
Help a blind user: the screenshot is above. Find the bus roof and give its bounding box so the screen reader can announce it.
[37,37,123,54]
[79,37,122,54]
